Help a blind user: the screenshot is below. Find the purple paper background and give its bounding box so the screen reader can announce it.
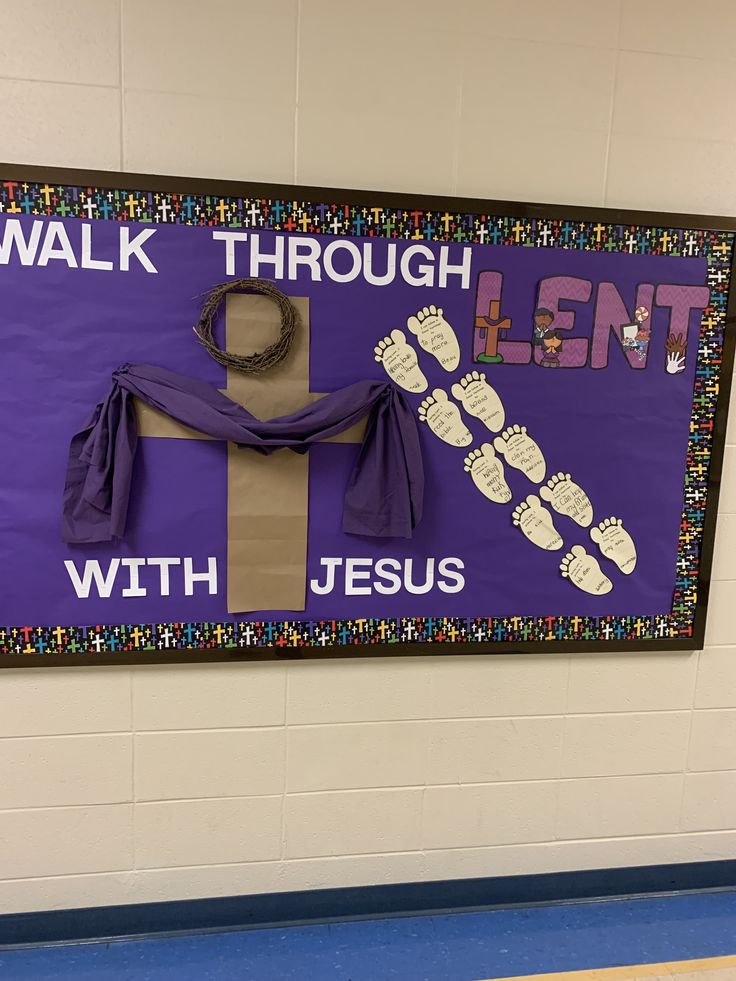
[0,216,706,625]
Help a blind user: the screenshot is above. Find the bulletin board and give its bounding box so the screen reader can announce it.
[1,163,734,665]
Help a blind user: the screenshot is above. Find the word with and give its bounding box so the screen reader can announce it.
[64,557,217,598]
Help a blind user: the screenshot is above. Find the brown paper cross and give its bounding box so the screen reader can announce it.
[136,294,364,613]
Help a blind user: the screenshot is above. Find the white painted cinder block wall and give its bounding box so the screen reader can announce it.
[2,0,736,914]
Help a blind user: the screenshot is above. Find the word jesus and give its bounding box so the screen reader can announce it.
[310,557,466,595]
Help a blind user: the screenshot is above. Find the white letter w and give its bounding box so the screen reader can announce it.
[64,559,120,598]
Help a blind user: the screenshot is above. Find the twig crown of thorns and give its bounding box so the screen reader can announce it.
[193,278,299,373]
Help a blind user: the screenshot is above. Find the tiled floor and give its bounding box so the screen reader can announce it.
[492,958,736,981]
[0,891,734,981]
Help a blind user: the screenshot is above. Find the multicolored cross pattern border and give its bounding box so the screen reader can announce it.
[0,177,732,658]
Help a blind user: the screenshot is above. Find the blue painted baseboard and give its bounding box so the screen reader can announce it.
[2,859,736,949]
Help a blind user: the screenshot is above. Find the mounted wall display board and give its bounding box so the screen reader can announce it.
[1,164,735,665]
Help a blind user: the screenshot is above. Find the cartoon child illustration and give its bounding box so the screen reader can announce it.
[533,308,554,348]
[540,330,563,368]
[633,328,650,360]
[631,307,651,360]
[621,305,649,352]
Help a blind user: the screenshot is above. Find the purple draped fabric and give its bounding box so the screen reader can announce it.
[62,363,423,545]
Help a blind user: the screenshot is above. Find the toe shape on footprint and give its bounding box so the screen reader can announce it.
[464,444,512,503]
[539,472,593,527]
[512,495,563,550]
[451,371,505,432]
[374,330,428,393]
[590,517,637,574]
[419,389,472,446]
[560,545,613,595]
[406,306,460,372]
[494,425,546,483]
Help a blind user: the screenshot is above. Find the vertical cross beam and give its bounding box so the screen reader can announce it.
[223,294,311,614]
[473,271,512,364]
[136,294,364,615]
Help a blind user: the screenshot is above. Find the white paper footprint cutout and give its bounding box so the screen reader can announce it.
[418,388,472,447]
[407,305,460,372]
[493,425,546,483]
[374,329,428,393]
[512,495,563,551]
[590,517,637,574]
[464,444,512,504]
[539,472,593,528]
[451,371,505,433]
[560,545,613,595]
